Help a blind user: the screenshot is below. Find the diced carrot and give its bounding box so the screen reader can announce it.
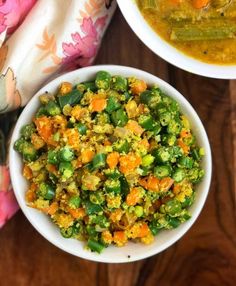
[130,79,147,95]
[34,116,56,146]
[23,164,33,180]
[89,98,107,112]
[64,128,80,149]
[119,153,142,174]
[104,139,112,146]
[137,223,150,238]
[46,164,58,175]
[137,103,145,115]
[68,208,86,219]
[180,129,191,139]
[177,138,190,155]
[76,158,83,168]
[139,175,159,192]
[125,120,144,136]
[139,138,150,150]
[109,209,123,223]
[159,177,174,192]
[71,105,88,120]
[48,202,58,215]
[173,183,181,195]
[113,231,127,246]
[125,100,138,118]
[81,149,95,164]
[106,152,120,169]
[126,187,141,206]
[170,0,182,4]
[31,133,45,150]
[25,183,37,203]
[192,0,209,9]
[102,230,113,244]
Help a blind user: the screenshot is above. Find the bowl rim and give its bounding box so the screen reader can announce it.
[9,65,212,263]
[117,0,236,80]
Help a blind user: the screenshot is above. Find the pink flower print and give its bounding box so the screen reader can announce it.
[62,15,108,70]
[0,165,19,228]
[0,0,36,35]
[0,165,10,192]
[0,190,18,228]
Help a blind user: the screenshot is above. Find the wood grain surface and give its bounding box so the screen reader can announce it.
[1,9,236,286]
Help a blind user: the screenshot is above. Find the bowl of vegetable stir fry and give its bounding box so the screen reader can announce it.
[117,0,236,79]
[10,65,212,262]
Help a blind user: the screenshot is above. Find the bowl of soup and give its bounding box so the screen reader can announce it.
[117,0,236,79]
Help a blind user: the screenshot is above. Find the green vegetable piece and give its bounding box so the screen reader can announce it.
[75,122,87,135]
[38,182,55,200]
[69,196,81,208]
[165,199,182,216]
[167,119,182,135]
[58,89,83,109]
[35,106,48,117]
[182,195,194,208]
[178,156,194,169]
[172,168,185,183]
[111,109,128,127]
[85,201,103,215]
[167,217,181,228]
[188,168,205,184]
[119,176,129,197]
[138,166,150,176]
[104,168,121,179]
[59,147,75,162]
[87,239,105,253]
[60,227,73,238]
[171,22,236,41]
[95,71,111,90]
[45,100,61,116]
[59,161,73,179]
[91,215,110,228]
[22,142,38,162]
[104,179,121,193]
[149,220,163,235]
[162,134,176,146]
[122,91,132,102]
[113,139,130,153]
[47,149,59,164]
[159,111,171,126]
[111,75,128,92]
[192,148,204,161]
[20,123,36,139]
[92,153,106,170]
[14,138,26,153]
[105,96,121,113]
[90,191,105,205]
[152,147,171,163]
[134,205,143,217]
[154,165,171,179]
[138,114,156,131]
[95,112,110,124]
[142,154,155,167]
[82,81,97,92]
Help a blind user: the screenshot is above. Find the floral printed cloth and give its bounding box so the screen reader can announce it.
[0,0,116,228]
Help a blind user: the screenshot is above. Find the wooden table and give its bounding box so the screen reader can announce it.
[1,9,236,286]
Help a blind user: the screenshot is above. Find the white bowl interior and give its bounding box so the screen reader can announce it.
[10,65,212,263]
[117,0,236,79]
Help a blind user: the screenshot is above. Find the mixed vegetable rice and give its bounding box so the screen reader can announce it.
[14,71,205,253]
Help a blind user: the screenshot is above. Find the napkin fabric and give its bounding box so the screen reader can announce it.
[0,0,116,228]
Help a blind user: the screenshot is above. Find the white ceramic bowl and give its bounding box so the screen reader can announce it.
[117,0,236,79]
[10,65,212,263]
